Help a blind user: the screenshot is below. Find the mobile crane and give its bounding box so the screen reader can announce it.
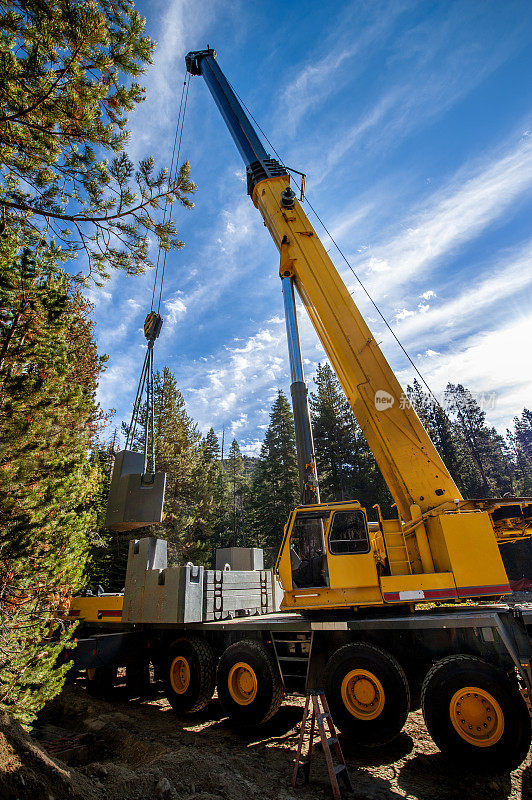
[65,50,532,773]
[184,48,532,614]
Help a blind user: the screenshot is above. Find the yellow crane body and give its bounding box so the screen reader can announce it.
[255,175,460,520]
[275,503,510,611]
[68,594,124,624]
[249,175,530,610]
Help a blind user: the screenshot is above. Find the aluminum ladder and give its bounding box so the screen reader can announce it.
[292,689,353,799]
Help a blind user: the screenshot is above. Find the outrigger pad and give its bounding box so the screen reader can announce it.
[105,450,166,532]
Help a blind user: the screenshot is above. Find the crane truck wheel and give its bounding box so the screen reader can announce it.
[217,639,284,726]
[324,642,410,746]
[164,636,216,714]
[421,654,531,772]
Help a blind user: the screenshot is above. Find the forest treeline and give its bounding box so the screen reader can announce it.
[89,363,532,590]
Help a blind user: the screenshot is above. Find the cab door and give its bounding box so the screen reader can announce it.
[325,508,379,592]
[276,509,331,590]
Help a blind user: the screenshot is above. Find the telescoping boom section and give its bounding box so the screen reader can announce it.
[186,49,532,611]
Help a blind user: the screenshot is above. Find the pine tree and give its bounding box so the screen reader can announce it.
[309,363,354,500]
[0,242,105,726]
[147,368,209,564]
[251,391,299,562]
[0,0,195,282]
[199,427,228,560]
[310,362,392,514]
[83,436,127,592]
[445,383,512,497]
[225,439,247,547]
[515,409,532,463]
[203,427,221,462]
[508,409,532,495]
[407,379,464,492]
[0,1,198,725]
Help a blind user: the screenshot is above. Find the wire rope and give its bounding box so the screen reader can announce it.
[127,71,191,470]
[150,72,190,311]
[157,73,191,313]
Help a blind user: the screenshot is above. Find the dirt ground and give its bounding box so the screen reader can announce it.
[1,678,531,800]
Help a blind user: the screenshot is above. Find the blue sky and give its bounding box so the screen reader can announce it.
[89,0,532,456]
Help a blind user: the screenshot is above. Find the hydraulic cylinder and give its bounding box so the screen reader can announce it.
[281,276,320,505]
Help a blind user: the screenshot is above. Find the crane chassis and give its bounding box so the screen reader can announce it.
[63,586,532,773]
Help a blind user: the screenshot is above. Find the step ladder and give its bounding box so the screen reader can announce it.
[292,690,353,800]
[271,633,310,689]
[384,529,412,575]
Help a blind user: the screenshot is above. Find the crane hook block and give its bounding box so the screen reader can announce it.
[105,450,166,532]
[144,312,163,342]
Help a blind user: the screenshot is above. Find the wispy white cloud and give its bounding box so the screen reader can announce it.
[314,91,401,185]
[279,0,415,133]
[297,4,528,189]
[164,293,187,326]
[393,242,532,347]
[229,413,248,437]
[395,308,415,322]
[408,315,532,430]
[126,0,216,162]
[184,324,287,433]
[97,351,142,415]
[347,133,532,297]
[240,439,262,457]
[155,199,261,348]
[328,203,375,244]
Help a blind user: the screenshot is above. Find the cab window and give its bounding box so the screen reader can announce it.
[328,510,369,555]
[289,511,330,588]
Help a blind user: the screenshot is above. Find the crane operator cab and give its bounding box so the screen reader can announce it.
[276,502,384,611]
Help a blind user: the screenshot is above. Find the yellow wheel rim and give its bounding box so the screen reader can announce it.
[228,661,258,705]
[449,686,504,747]
[170,655,191,695]
[341,669,385,720]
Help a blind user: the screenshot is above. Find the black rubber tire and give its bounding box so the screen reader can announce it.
[164,636,216,714]
[421,654,531,772]
[217,639,284,726]
[324,642,410,746]
[85,665,117,697]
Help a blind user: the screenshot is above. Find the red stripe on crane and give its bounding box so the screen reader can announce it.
[423,588,458,599]
[457,584,511,596]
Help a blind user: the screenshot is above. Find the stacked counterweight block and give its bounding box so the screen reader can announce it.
[122,537,281,624]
